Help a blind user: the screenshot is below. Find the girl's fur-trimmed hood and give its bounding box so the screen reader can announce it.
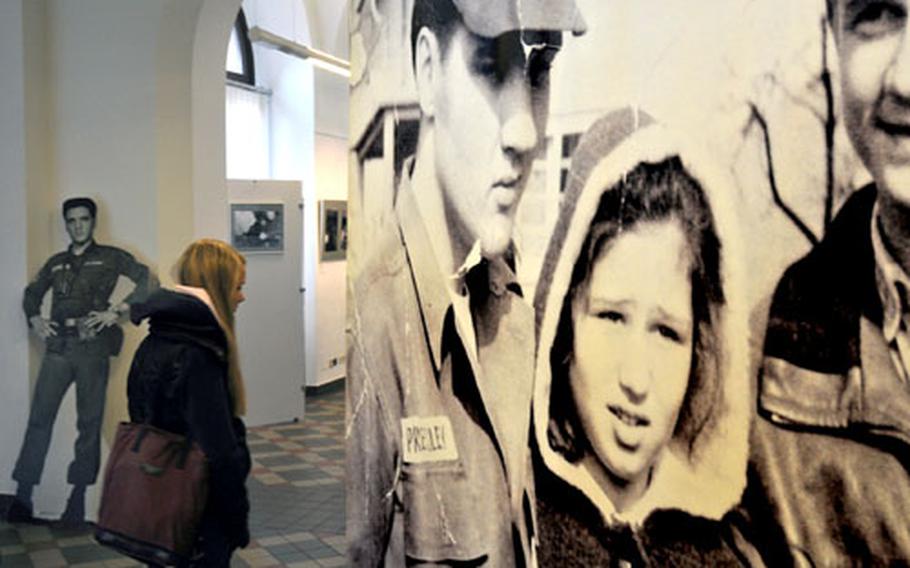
[532,107,751,525]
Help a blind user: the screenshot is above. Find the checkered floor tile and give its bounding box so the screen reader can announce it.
[0,387,347,567]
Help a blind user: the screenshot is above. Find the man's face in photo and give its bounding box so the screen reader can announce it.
[835,0,910,206]
[432,24,560,258]
[65,206,95,246]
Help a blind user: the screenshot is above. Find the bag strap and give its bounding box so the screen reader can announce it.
[131,427,150,453]
[131,429,195,472]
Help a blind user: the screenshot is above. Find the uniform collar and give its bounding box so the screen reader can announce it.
[871,200,910,343]
[397,161,522,372]
[397,171,454,372]
[453,241,484,285]
[69,239,96,257]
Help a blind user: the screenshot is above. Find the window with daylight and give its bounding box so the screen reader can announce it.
[226,9,255,85]
[225,8,270,179]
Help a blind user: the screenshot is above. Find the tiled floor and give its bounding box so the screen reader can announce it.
[0,387,347,567]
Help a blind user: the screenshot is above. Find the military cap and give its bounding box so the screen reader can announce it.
[453,0,587,38]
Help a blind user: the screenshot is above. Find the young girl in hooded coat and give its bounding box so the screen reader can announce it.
[532,108,757,566]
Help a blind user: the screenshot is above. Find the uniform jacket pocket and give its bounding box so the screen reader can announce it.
[401,460,498,564]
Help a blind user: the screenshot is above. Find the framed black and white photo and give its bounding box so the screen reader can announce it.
[230,203,284,253]
[320,200,347,261]
[344,1,910,566]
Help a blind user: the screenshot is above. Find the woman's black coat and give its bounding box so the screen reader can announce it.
[127,288,251,550]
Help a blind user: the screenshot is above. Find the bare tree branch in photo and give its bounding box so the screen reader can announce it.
[748,104,819,247]
[821,16,836,231]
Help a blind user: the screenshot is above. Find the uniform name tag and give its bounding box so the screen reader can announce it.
[401,416,458,463]
[84,260,104,266]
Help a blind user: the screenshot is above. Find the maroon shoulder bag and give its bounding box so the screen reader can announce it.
[95,422,209,566]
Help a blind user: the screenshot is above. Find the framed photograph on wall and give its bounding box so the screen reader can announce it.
[320,200,347,261]
[230,203,284,253]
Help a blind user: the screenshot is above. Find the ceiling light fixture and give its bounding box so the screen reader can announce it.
[248,26,351,78]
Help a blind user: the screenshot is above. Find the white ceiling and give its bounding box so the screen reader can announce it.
[301,0,349,60]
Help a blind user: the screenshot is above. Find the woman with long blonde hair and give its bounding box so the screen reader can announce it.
[127,239,250,566]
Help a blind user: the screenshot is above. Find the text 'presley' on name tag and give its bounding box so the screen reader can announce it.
[401,416,459,464]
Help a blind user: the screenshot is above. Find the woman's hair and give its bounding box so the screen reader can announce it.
[176,238,247,416]
[548,157,725,462]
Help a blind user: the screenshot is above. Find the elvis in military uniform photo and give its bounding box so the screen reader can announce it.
[7,197,152,524]
[346,0,586,564]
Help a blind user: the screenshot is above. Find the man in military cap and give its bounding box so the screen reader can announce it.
[8,197,151,523]
[347,0,585,564]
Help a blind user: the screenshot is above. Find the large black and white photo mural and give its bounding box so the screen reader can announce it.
[348,0,910,565]
[5,197,152,523]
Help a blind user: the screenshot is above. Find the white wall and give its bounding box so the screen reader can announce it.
[315,71,350,140]
[314,134,349,385]
[0,0,32,498]
[0,0,244,519]
[48,7,169,475]
[192,0,242,243]
[242,0,350,389]
[302,0,349,58]
[241,0,320,390]
[15,0,169,519]
[310,7,349,387]
[311,63,349,387]
[0,0,350,515]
